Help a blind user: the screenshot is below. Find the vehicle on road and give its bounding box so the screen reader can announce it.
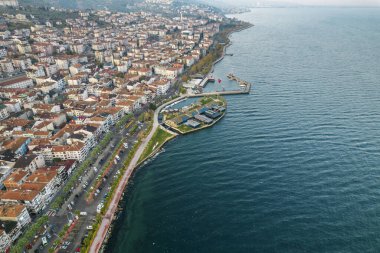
[42,236,48,246]
[80,212,87,216]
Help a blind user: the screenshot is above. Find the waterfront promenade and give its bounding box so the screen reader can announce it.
[89,96,180,253]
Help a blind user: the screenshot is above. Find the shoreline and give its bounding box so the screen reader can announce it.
[210,21,253,74]
[95,20,252,253]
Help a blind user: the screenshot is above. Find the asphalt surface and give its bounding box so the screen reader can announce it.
[28,91,178,253]
[29,119,147,253]
[88,93,180,253]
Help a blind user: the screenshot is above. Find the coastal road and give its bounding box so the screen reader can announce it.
[89,98,179,253]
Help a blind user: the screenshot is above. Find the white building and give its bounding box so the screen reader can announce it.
[0,104,10,120]
[0,76,34,89]
[0,230,11,253]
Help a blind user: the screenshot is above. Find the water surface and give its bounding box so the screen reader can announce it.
[107,8,380,253]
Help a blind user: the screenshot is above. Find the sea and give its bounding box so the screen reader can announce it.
[106,7,380,253]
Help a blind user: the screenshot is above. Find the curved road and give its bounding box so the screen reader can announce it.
[89,97,180,253]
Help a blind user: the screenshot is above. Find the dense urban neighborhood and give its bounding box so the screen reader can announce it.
[0,0,234,252]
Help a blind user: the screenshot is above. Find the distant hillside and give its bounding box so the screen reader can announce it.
[18,0,143,10]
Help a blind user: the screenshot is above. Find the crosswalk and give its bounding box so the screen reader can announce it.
[46,209,56,217]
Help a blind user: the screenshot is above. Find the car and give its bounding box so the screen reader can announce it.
[80,212,87,216]
[86,226,93,230]
[96,189,100,194]
[94,192,98,197]
[76,247,81,252]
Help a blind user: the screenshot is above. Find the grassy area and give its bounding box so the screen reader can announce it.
[200,96,214,105]
[138,128,174,163]
[178,124,192,132]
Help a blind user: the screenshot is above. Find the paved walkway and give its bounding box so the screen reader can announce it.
[89,100,174,253]
[90,90,249,252]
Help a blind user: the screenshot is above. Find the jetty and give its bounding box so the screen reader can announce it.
[193,74,252,97]
[188,87,250,97]
[227,73,250,86]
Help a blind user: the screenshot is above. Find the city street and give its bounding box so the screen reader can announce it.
[30,118,148,253]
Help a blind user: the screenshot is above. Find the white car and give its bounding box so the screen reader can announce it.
[97,203,104,213]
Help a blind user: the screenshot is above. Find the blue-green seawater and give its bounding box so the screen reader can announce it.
[107,8,380,253]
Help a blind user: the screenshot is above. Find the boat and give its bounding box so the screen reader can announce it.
[208,76,216,82]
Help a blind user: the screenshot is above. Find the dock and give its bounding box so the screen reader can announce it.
[199,75,216,88]
[191,74,251,97]
[188,85,250,97]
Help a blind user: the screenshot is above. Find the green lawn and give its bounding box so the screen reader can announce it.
[178,124,193,133]
[200,97,213,105]
[138,128,174,163]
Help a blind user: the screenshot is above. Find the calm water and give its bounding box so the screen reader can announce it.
[107,8,380,253]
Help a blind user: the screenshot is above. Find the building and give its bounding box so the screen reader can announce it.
[194,114,213,124]
[3,170,28,189]
[0,204,31,228]
[13,154,46,173]
[0,0,19,6]
[0,189,44,214]
[0,76,34,89]
[0,229,11,253]
[0,103,10,120]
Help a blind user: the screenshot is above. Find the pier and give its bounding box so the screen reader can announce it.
[193,74,251,97]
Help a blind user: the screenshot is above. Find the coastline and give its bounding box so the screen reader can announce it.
[211,21,253,75]
[95,20,253,253]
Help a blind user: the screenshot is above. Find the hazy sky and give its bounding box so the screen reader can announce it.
[275,0,380,5]
[212,0,380,6]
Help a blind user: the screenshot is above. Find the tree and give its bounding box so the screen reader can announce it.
[116,72,125,78]
[181,75,190,82]
[149,103,157,111]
